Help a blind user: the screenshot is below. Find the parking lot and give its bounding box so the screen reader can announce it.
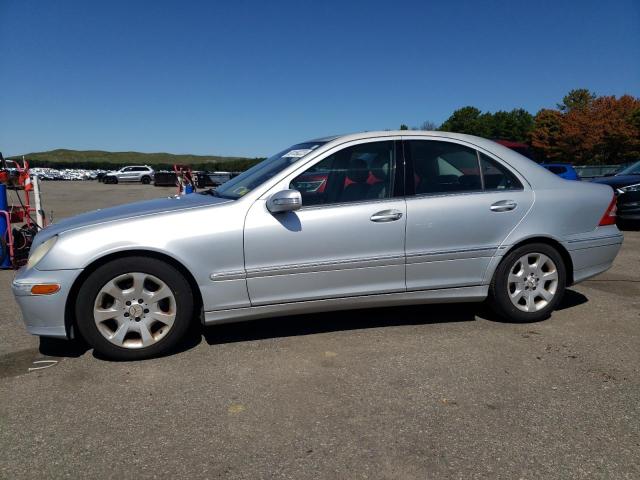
[1,181,639,479]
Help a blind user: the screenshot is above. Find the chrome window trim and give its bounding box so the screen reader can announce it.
[294,196,404,212]
[406,189,510,201]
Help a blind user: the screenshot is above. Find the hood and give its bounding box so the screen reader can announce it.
[591,174,640,188]
[33,193,232,247]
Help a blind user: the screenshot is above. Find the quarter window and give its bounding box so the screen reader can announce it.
[479,153,522,190]
[290,141,396,206]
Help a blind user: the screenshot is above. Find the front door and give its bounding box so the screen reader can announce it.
[243,139,407,306]
[403,138,534,290]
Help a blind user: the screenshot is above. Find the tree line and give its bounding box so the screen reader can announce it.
[407,89,640,165]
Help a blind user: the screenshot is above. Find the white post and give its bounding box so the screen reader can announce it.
[32,174,44,228]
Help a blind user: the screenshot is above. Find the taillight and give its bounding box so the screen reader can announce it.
[598,194,617,226]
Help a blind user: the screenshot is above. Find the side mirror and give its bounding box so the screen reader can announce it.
[267,189,302,214]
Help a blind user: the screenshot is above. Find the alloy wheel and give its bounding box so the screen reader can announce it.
[507,253,559,312]
[93,272,176,349]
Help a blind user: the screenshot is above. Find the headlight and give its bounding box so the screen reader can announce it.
[618,183,640,194]
[27,235,58,269]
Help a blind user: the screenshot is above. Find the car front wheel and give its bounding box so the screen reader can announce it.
[75,257,194,360]
[488,243,566,323]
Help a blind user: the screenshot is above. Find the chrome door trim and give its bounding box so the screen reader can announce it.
[406,246,498,264]
[244,253,406,279]
[210,270,247,281]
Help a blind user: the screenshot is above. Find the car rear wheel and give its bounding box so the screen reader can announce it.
[488,243,566,322]
[141,176,151,185]
[75,257,194,360]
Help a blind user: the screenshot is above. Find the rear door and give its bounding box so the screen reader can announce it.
[403,138,534,290]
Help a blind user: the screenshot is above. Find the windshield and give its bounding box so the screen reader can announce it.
[214,142,326,199]
[617,161,640,176]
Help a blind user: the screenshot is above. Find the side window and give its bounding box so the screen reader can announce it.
[408,140,481,194]
[290,141,395,206]
[122,167,133,172]
[479,153,523,190]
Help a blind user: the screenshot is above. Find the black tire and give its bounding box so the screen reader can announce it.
[488,243,566,323]
[75,257,194,360]
[141,176,151,185]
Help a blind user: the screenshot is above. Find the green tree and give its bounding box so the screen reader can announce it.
[439,106,492,137]
[439,107,532,141]
[491,109,534,142]
[399,124,409,130]
[557,88,596,112]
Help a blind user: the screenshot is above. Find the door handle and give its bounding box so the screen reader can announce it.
[370,209,403,222]
[490,200,517,212]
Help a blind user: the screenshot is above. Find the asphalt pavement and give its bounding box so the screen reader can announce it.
[1,182,638,479]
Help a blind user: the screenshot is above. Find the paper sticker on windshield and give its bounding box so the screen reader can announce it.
[233,186,250,196]
[283,149,312,158]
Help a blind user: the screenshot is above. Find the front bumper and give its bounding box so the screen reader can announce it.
[617,191,640,221]
[12,267,83,338]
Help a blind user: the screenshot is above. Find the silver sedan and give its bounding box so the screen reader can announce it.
[13,131,623,360]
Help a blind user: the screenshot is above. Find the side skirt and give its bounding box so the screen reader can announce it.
[203,285,488,325]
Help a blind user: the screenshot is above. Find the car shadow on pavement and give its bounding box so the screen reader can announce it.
[475,288,588,323]
[38,290,589,358]
[202,303,477,346]
[39,336,89,358]
[555,288,589,311]
[203,289,589,345]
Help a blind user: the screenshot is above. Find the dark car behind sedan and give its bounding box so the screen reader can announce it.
[592,161,640,224]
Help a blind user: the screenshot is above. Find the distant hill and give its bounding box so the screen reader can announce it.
[9,148,264,171]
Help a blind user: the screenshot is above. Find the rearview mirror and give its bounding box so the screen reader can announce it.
[267,189,302,214]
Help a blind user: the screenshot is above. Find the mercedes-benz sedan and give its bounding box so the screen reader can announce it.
[13,131,623,360]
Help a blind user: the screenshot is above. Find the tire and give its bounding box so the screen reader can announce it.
[141,176,151,185]
[488,243,566,323]
[75,257,194,360]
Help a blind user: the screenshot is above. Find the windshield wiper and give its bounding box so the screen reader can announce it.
[201,188,220,196]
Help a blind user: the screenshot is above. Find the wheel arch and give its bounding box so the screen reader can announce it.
[497,236,574,286]
[64,249,204,339]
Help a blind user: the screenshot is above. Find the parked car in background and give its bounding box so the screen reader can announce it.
[541,163,580,180]
[103,166,155,184]
[592,160,640,224]
[13,131,622,360]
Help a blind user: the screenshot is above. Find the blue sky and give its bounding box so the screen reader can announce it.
[1,0,638,158]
